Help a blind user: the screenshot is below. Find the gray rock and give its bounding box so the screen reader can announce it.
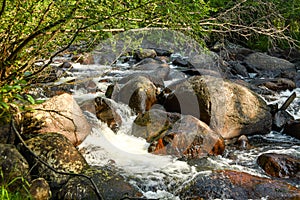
[245,52,296,73]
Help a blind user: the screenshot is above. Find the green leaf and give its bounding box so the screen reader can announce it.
[0,102,9,110]
[26,94,35,104]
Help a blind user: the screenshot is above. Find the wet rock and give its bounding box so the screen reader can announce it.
[244,52,296,75]
[179,170,300,199]
[30,178,52,200]
[112,76,158,113]
[22,93,91,146]
[18,133,88,189]
[57,166,142,200]
[151,48,172,56]
[81,53,95,65]
[131,108,181,142]
[228,61,249,77]
[59,62,72,69]
[42,81,75,98]
[148,115,225,159]
[118,72,165,88]
[283,119,300,140]
[172,57,193,68]
[94,97,122,132]
[259,78,296,91]
[164,75,272,139]
[257,153,300,178]
[0,144,30,190]
[134,48,157,61]
[132,57,165,70]
[273,110,294,131]
[236,135,251,150]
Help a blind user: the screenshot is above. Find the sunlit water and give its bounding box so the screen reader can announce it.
[71,62,300,199]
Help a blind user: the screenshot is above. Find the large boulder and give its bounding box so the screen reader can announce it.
[164,75,272,139]
[244,52,296,74]
[148,115,225,159]
[18,133,88,189]
[112,76,158,113]
[257,153,300,178]
[57,166,142,200]
[0,144,30,190]
[131,108,181,142]
[22,93,91,146]
[179,170,300,199]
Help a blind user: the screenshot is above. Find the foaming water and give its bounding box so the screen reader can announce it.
[78,111,199,197]
[74,62,300,198]
[265,88,300,119]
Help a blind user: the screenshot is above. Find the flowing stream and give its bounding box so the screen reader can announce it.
[60,56,300,199]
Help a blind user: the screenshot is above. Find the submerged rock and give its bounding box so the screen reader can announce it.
[179,170,300,199]
[18,133,88,189]
[257,153,300,178]
[164,75,272,139]
[148,115,225,159]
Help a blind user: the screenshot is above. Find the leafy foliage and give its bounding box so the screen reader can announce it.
[0,0,299,122]
[0,170,32,200]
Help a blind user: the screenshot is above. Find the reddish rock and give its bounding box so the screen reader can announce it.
[180,170,300,199]
[237,135,251,150]
[94,97,122,132]
[257,153,300,178]
[261,78,296,91]
[22,93,91,146]
[148,115,225,159]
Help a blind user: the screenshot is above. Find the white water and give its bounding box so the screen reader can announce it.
[71,61,300,198]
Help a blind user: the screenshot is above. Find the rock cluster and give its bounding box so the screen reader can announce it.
[1,42,299,199]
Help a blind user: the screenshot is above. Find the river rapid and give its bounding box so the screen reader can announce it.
[46,30,300,199]
[63,60,300,199]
